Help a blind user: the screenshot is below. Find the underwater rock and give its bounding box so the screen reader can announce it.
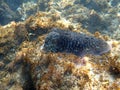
[0,8,120,90]
[0,23,17,63]
[4,0,25,11]
[0,1,19,25]
[87,10,109,33]
[44,28,111,57]
[14,23,28,44]
[74,0,109,12]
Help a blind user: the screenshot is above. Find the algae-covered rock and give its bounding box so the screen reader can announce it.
[0,6,120,90]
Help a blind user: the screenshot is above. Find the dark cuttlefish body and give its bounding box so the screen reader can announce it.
[43,28,111,57]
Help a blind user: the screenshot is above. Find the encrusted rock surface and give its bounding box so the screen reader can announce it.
[0,11,120,90]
